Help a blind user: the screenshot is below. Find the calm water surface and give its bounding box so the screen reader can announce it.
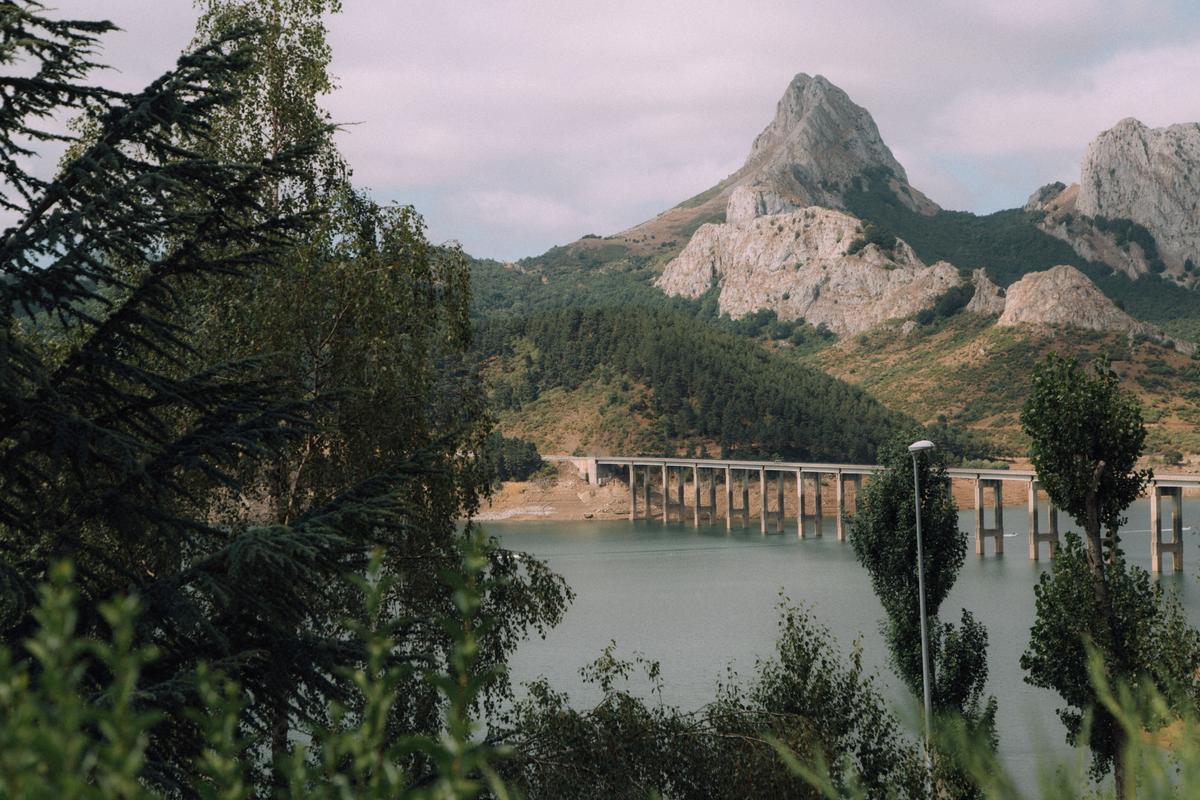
[491,498,1200,786]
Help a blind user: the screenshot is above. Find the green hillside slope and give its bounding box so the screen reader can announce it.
[475,307,988,462]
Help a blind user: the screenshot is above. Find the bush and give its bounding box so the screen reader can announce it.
[488,433,545,481]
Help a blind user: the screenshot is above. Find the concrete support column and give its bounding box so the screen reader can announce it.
[725,467,733,531]
[975,478,1005,556]
[795,470,805,539]
[812,473,824,537]
[628,464,636,521]
[708,471,717,525]
[643,466,651,520]
[1151,484,1184,574]
[741,474,750,528]
[776,472,785,533]
[676,469,685,522]
[835,471,846,541]
[1027,480,1058,560]
[759,467,767,534]
[692,464,700,527]
[661,464,669,524]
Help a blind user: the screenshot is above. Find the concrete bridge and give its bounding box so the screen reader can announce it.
[548,455,1198,575]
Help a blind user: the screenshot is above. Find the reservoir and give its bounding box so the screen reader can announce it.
[492,498,1200,789]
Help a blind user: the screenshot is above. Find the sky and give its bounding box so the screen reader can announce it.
[42,1,1200,260]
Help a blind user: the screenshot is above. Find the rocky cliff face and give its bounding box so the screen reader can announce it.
[1076,118,1200,269]
[997,265,1148,333]
[1026,181,1168,280]
[966,269,1005,316]
[656,204,960,335]
[733,73,938,216]
[603,74,938,250]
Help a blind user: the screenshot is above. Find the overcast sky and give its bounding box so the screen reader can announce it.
[45,1,1200,259]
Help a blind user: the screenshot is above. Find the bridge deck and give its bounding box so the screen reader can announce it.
[544,455,1199,573]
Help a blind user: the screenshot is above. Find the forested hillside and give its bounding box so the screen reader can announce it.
[475,307,987,462]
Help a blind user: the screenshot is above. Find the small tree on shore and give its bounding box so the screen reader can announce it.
[1020,354,1200,796]
[849,433,997,798]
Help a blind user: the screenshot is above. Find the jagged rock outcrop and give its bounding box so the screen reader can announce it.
[1026,182,1162,280]
[725,185,798,224]
[734,73,938,217]
[966,269,1004,316]
[1024,182,1067,213]
[606,73,939,249]
[655,206,960,335]
[1077,118,1200,268]
[997,265,1149,333]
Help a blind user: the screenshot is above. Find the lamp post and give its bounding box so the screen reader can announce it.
[908,439,935,766]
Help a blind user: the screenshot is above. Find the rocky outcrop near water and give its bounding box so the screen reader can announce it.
[1077,118,1200,269]
[997,265,1149,333]
[655,204,960,335]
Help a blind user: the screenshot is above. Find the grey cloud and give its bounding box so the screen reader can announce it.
[44,1,1200,258]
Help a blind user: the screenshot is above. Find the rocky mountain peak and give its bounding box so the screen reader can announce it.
[1076,117,1200,269]
[735,73,937,216]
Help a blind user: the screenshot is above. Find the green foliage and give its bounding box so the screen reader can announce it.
[477,307,918,462]
[848,434,997,796]
[486,433,545,482]
[498,601,926,799]
[915,283,975,326]
[1092,216,1166,274]
[0,539,510,799]
[844,221,897,256]
[1021,355,1151,542]
[1021,533,1200,779]
[0,4,568,791]
[790,650,1200,799]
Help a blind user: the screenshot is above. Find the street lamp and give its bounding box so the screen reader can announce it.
[908,439,935,765]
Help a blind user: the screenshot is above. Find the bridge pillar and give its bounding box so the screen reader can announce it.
[975,479,1005,556]
[795,470,805,538]
[775,472,785,533]
[643,466,651,519]
[628,464,637,521]
[835,471,846,541]
[759,467,767,534]
[724,467,733,531]
[661,464,668,524]
[676,468,685,523]
[693,464,701,527]
[1150,484,1184,574]
[809,473,824,537]
[708,470,717,525]
[1027,480,1058,560]
[741,473,750,528]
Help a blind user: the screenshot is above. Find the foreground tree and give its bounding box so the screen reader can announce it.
[1,2,567,790]
[183,0,571,763]
[497,601,926,800]
[848,433,997,798]
[1020,354,1200,795]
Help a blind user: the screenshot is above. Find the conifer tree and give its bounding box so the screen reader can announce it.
[1,2,569,791]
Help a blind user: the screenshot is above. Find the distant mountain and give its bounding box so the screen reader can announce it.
[1027,119,1200,286]
[471,71,1200,462]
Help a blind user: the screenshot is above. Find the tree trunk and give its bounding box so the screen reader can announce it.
[1084,475,1130,800]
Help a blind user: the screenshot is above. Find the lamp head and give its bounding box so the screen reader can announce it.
[908,440,935,453]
